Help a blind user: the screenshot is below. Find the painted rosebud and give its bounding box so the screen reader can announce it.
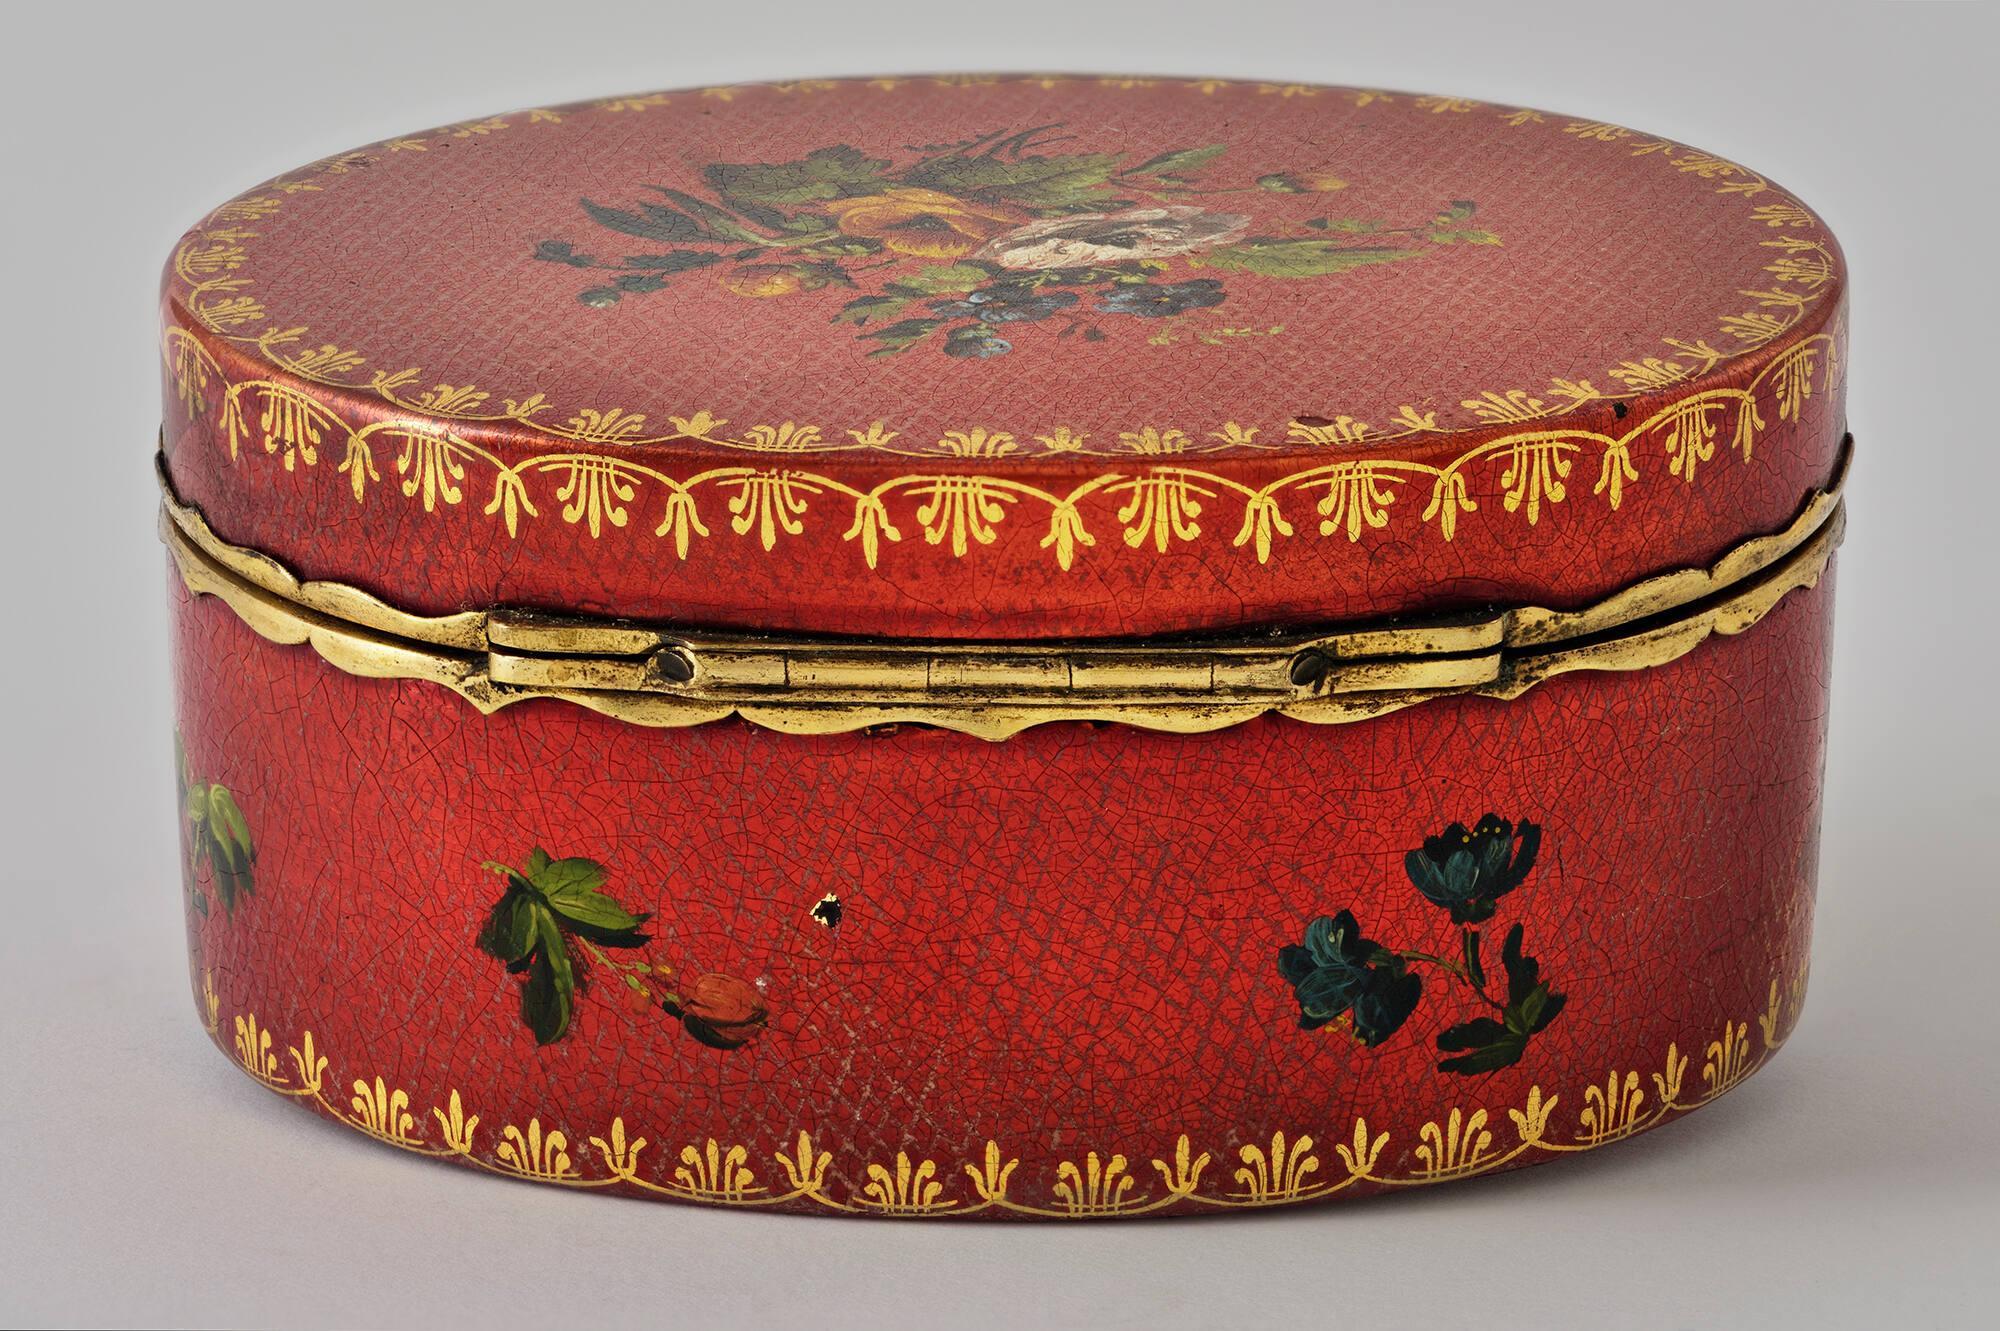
[676,973,768,1049]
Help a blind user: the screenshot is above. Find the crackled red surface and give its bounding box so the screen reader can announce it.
[173,571,1832,1215]
[160,76,1847,638]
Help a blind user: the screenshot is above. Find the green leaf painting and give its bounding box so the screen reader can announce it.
[176,732,255,917]
[1187,239,1422,279]
[901,150,1123,208]
[1277,814,1565,1077]
[1436,925,1569,1074]
[536,124,1500,360]
[478,850,651,1044]
[1124,144,1228,179]
[476,848,768,1051]
[705,146,893,207]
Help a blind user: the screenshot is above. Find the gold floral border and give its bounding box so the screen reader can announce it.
[200,960,1805,1217]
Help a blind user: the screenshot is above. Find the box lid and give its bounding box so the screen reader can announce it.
[160,76,1846,641]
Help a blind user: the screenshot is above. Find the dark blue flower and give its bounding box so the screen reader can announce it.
[931,285,1079,323]
[1276,910,1421,1044]
[1096,278,1227,319]
[1404,814,1541,924]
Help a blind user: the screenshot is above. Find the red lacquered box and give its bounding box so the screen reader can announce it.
[160,75,1847,1217]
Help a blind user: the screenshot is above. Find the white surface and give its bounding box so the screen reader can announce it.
[2,3,1996,1327]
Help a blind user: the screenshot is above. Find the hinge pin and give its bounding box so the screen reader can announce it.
[1289,649,1333,688]
[651,646,696,684]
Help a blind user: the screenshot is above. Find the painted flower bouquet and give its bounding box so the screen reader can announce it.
[536,125,1498,358]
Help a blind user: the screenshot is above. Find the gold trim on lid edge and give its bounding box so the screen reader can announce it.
[159,438,1849,741]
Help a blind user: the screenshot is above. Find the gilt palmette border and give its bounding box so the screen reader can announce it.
[202,959,1806,1217]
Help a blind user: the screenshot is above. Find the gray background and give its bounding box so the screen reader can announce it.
[3,2,1996,1326]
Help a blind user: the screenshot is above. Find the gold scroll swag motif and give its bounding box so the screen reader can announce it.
[158,439,1848,741]
[200,959,1807,1217]
[161,81,1842,569]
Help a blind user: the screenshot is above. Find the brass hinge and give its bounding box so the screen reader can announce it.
[159,438,1849,740]
[481,607,1506,703]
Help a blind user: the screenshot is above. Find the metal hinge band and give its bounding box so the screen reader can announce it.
[159,438,1849,741]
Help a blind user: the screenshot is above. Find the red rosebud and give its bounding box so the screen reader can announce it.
[677,973,768,1049]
